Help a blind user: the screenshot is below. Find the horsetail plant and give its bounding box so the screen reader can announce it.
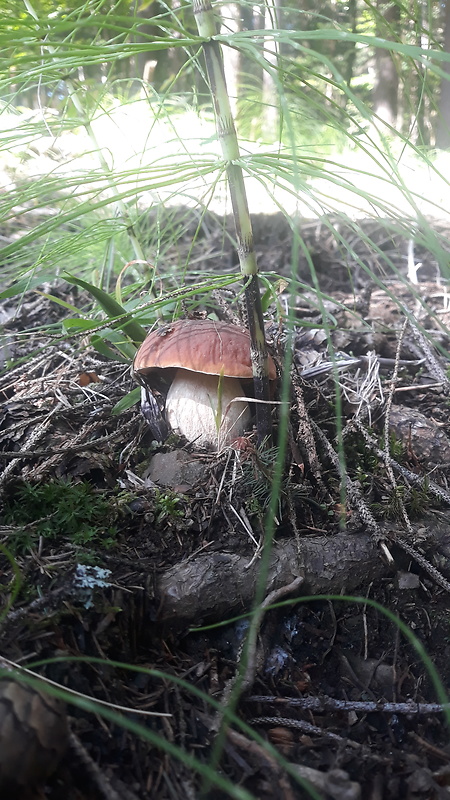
[23,0,150,293]
[192,0,273,445]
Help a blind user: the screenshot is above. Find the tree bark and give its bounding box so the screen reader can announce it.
[373,0,400,127]
[262,0,282,139]
[436,0,450,149]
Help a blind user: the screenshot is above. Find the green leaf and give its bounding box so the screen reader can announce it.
[90,334,130,363]
[95,329,136,360]
[0,275,55,299]
[63,273,147,346]
[35,291,83,315]
[260,277,289,313]
[261,286,272,314]
[63,317,99,331]
[112,387,141,415]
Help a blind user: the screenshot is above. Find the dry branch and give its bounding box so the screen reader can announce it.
[157,517,450,624]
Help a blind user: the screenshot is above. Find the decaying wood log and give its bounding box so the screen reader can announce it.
[157,517,450,624]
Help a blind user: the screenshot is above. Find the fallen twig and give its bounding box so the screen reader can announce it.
[245,694,450,715]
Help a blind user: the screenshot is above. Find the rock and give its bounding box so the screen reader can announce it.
[146,449,208,490]
[388,406,450,467]
[0,678,68,794]
[396,570,420,590]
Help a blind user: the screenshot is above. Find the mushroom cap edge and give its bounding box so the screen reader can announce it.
[133,319,277,381]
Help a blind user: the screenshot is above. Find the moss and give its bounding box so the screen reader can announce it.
[3,479,119,556]
[371,482,432,521]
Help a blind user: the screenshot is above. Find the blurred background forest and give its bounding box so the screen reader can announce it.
[1,0,450,296]
[4,0,450,147]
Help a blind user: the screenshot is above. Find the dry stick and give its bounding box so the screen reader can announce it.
[383,320,412,534]
[211,577,304,735]
[246,694,450,715]
[6,278,236,345]
[349,419,450,507]
[0,423,134,459]
[0,401,64,489]
[311,421,382,539]
[69,732,135,800]
[312,420,401,567]
[389,533,450,594]
[408,319,450,395]
[157,530,388,623]
[378,320,423,568]
[249,716,358,748]
[348,420,450,594]
[196,715,298,800]
[0,656,169,720]
[0,587,68,629]
[291,373,324,489]
[221,721,361,798]
[192,0,272,444]
[205,578,303,797]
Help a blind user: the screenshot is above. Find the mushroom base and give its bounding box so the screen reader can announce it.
[165,369,251,450]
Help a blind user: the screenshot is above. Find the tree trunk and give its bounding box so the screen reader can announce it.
[436,0,450,149]
[220,3,242,119]
[158,532,385,624]
[373,0,400,127]
[343,0,357,93]
[157,516,450,624]
[134,0,189,94]
[262,0,282,140]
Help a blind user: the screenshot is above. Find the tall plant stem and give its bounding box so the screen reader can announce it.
[192,0,272,445]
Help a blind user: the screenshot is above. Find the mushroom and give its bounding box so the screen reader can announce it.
[133,319,277,449]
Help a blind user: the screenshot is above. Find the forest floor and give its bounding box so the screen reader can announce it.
[2,209,450,799]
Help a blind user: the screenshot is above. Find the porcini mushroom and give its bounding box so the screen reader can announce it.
[133,319,276,449]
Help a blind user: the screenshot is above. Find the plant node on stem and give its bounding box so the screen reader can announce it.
[192,0,273,446]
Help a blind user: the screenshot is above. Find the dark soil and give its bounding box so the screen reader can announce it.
[1,209,450,800]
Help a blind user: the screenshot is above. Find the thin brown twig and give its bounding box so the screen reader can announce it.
[69,731,136,800]
[408,321,450,395]
[0,401,64,488]
[249,715,357,747]
[0,423,134,459]
[348,419,450,506]
[214,576,304,731]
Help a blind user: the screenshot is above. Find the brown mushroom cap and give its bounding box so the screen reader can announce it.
[133,319,277,381]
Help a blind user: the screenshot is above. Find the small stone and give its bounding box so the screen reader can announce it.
[396,570,420,590]
[146,450,207,490]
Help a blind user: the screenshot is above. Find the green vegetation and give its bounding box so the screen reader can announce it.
[1,0,450,796]
[3,479,118,556]
[372,481,432,521]
[154,489,184,523]
[0,0,448,314]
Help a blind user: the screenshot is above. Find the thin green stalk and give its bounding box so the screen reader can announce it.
[22,0,150,291]
[192,0,272,445]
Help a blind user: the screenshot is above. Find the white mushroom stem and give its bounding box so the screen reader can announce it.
[165,368,251,450]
